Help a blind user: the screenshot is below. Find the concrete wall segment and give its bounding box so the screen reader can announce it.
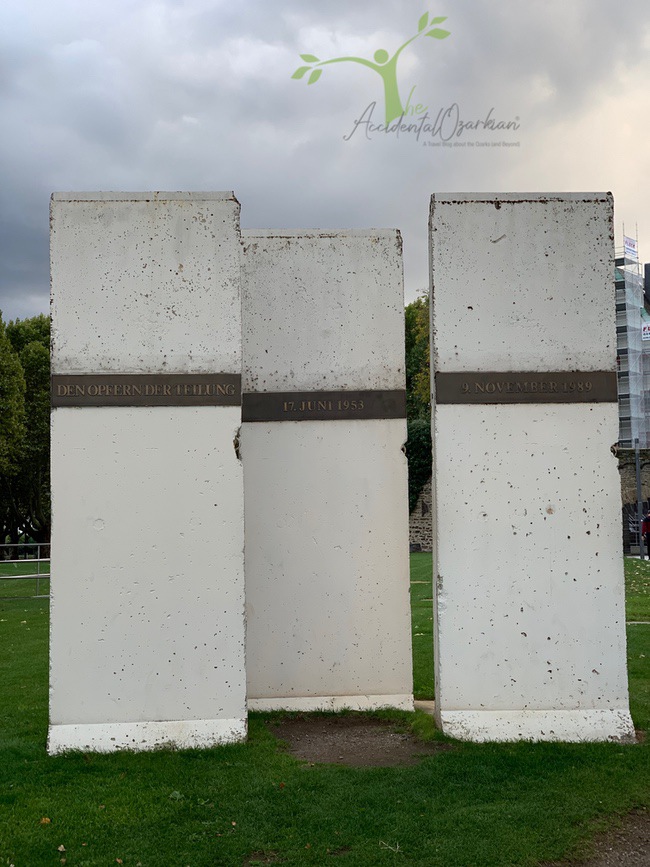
[430,192,633,742]
[434,404,627,711]
[49,192,247,751]
[50,192,241,375]
[242,419,411,703]
[241,230,405,393]
[242,229,413,710]
[49,408,246,727]
[429,193,615,374]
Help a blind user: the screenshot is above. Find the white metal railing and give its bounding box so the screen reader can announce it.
[0,543,50,597]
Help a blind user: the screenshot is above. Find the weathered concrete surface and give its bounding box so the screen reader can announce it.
[49,192,246,752]
[430,193,634,742]
[242,230,413,711]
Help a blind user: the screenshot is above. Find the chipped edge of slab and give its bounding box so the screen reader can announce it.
[47,718,247,754]
[437,709,636,743]
[248,694,414,713]
[242,228,400,239]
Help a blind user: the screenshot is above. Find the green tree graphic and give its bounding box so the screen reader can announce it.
[292,12,450,124]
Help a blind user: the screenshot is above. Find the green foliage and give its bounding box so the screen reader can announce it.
[404,295,432,512]
[406,418,432,513]
[6,313,49,355]
[404,294,430,421]
[0,315,25,478]
[0,314,50,544]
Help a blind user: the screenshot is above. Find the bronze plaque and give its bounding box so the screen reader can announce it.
[435,371,618,405]
[242,390,406,422]
[52,374,241,407]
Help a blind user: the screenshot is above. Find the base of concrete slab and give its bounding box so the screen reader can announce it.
[47,717,247,754]
[438,709,636,743]
[248,694,414,713]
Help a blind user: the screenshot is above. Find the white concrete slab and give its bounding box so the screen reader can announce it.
[51,192,241,375]
[430,193,634,742]
[241,230,405,392]
[431,192,615,373]
[49,192,246,752]
[47,717,247,755]
[242,230,413,711]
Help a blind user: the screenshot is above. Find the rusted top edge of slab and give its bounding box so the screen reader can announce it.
[51,191,237,203]
[430,192,612,205]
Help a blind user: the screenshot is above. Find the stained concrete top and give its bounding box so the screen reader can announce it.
[430,192,616,373]
[52,191,237,202]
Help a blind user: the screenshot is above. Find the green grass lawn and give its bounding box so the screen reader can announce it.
[0,559,50,599]
[0,557,648,866]
[0,560,49,577]
[410,553,434,700]
[625,556,650,621]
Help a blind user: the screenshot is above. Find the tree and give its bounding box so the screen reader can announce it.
[292,12,450,124]
[405,294,430,421]
[0,315,25,477]
[15,338,50,542]
[6,313,49,355]
[0,314,50,545]
[404,294,432,512]
[0,313,26,547]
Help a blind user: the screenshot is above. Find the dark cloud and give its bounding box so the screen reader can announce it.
[1,0,649,319]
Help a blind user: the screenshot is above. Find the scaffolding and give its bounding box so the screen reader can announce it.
[615,243,646,447]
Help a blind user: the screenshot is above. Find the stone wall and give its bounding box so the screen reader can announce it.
[409,476,432,552]
[617,448,650,505]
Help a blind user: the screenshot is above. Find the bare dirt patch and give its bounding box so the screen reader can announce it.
[266,714,452,767]
[265,716,648,864]
[539,808,650,866]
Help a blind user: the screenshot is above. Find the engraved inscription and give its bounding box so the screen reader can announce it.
[435,371,617,405]
[460,378,594,396]
[52,374,241,407]
[55,382,236,399]
[243,390,405,422]
[281,398,365,414]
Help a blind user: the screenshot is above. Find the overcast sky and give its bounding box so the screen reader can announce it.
[1,0,649,321]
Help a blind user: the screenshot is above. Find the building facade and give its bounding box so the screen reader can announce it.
[615,240,649,447]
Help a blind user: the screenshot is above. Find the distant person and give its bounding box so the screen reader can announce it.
[642,512,650,559]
